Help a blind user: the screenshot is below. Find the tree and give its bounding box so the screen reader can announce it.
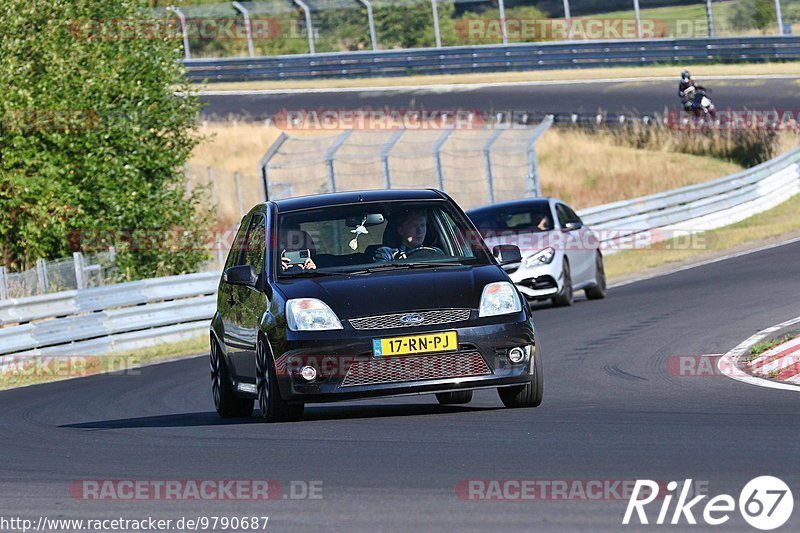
[0,0,211,279]
[731,0,778,31]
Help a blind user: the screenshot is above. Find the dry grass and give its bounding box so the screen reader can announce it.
[536,128,743,210]
[187,122,322,225]
[194,63,800,92]
[778,131,800,154]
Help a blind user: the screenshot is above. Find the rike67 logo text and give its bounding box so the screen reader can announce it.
[623,477,793,530]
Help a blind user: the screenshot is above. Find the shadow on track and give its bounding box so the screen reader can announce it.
[60,403,501,429]
[300,402,499,422]
[60,411,260,429]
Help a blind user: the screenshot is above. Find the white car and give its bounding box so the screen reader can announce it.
[467,198,606,306]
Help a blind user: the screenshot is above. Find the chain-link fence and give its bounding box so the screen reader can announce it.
[0,245,231,300]
[153,0,797,58]
[257,118,552,211]
[0,250,119,300]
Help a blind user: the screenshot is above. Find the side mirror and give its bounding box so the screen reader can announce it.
[563,221,582,232]
[224,265,257,287]
[492,244,522,265]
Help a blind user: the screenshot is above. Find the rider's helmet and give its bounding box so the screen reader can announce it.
[681,70,691,82]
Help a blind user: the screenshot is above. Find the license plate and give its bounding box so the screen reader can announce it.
[373,331,458,357]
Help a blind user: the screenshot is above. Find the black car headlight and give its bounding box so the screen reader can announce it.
[286,298,343,331]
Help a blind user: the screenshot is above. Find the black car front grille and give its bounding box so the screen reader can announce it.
[340,351,492,387]
[348,309,471,331]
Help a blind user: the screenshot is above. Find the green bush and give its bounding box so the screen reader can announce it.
[0,0,211,278]
[731,0,778,31]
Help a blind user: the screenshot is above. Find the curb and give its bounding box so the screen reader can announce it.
[748,335,800,383]
[718,316,800,392]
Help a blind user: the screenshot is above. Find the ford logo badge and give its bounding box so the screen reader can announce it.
[400,313,424,324]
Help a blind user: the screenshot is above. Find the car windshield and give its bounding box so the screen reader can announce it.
[276,200,491,277]
[469,203,554,238]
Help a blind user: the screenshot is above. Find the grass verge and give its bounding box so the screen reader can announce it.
[0,335,207,391]
[749,334,798,359]
[194,62,800,92]
[605,192,800,283]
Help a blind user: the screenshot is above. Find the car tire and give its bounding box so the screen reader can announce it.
[256,337,304,423]
[551,260,573,307]
[436,390,473,405]
[585,252,607,300]
[210,338,254,418]
[498,347,543,409]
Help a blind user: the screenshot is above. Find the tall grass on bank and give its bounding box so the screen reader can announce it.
[606,122,784,168]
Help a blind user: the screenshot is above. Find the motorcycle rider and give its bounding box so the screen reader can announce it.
[678,70,696,110]
[678,70,709,112]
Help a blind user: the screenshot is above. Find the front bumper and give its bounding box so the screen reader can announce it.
[271,315,536,403]
[505,255,564,300]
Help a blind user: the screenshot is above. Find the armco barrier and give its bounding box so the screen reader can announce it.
[0,271,218,325]
[0,146,798,359]
[0,272,219,358]
[184,36,800,82]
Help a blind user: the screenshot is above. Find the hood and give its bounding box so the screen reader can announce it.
[276,264,506,318]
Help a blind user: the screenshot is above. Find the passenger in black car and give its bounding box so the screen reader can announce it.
[279,225,317,271]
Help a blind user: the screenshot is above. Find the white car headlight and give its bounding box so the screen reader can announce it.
[479,281,522,317]
[524,247,555,268]
[286,298,343,331]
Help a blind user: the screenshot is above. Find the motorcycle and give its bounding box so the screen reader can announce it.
[682,85,717,123]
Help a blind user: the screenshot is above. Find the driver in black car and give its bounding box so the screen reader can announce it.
[373,210,443,262]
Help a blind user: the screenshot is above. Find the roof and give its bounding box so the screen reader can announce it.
[466,198,554,216]
[273,189,446,212]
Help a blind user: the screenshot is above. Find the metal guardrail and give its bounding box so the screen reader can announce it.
[0,145,798,359]
[0,271,219,326]
[184,36,800,82]
[0,272,219,358]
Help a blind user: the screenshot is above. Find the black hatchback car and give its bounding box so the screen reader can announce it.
[210,189,543,422]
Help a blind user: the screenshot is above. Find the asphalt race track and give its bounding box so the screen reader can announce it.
[199,78,800,120]
[2,240,799,531]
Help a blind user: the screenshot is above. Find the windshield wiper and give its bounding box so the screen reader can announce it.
[349,262,464,275]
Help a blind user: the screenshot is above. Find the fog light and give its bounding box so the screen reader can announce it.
[508,347,525,364]
[300,365,317,381]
